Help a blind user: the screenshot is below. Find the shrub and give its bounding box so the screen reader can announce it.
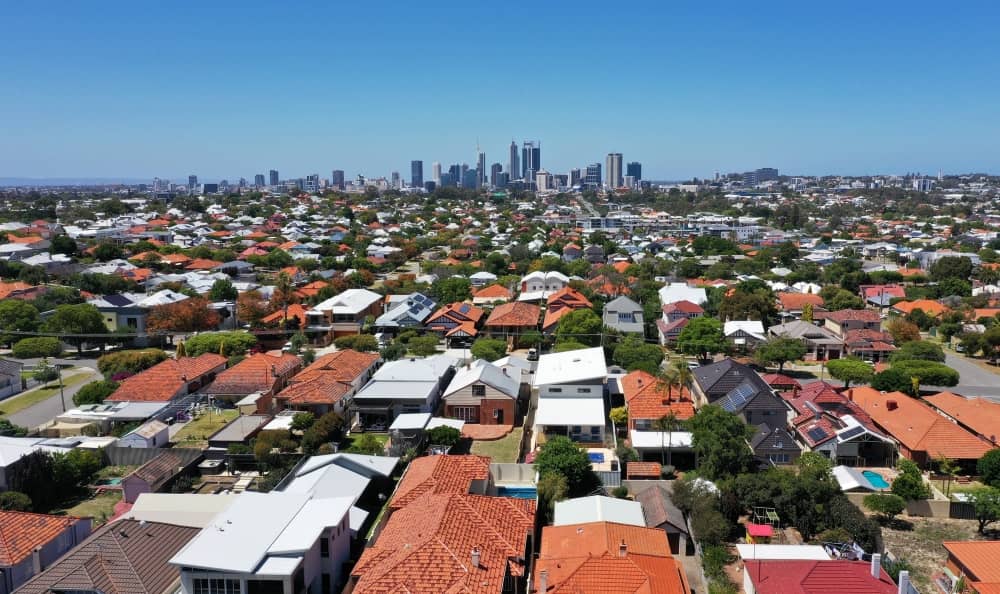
[333,334,379,352]
[612,485,630,499]
[407,335,440,356]
[12,337,62,358]
[97,349,168,376]
[470,338,507,361]
[864,493,907,521]
[977,449,1000,488]
[892,459,931,500]
[0,491,32,511]
[184,331,257,357]
[73,380,120,406]
[426,425,462,446]
[290,412,315,432]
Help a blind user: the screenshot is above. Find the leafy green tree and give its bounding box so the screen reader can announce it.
[184,331,257,356]
[553,340,588,352]
[41,303,107,353]
[427,425,462,446]
[346,433,385,455]
[718,282,778,326]
[885,318,922,344]
[890,360,959,389]
[209,278,238,301]
[97,349,168,376]
[612,335,664,372]
[871,368,912,393]
[533,436,602,497]
[407,335,440,356]
[32,359,59,383]
[50,234,77,256]
[12,337,62,358]
[555,309,603,346]
[536,473,568,523]
[73,380,119,406]
[470,338,507,361]
[977,449,1000,488]
[929,256,974,282]
[0,491,32,511]
[825,357,873,388]
[609,406,628,427]
[0,300,39,346]
[431,277,472,304]
[334,334,379,352]
[968,487,1000,534]
[676,317,727,361]
[688,405,755,480]
[863,493,906,522]
[824,290,866,311]
[654,411,680,467]
[891,459,931,500]
[754,337,807,372]
[890,340,944,362]
[290,412,315,432]
[92,242,123,261]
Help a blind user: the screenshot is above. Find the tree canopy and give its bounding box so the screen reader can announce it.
[612,335,663,373]
[555,309,604,347]
[146,298,221,333]
[688,405,755,480]
[676,317,728,361]
[754,337,807,372]
[825,357,873,388]
[470,338,507,361]
[533,436,602,498]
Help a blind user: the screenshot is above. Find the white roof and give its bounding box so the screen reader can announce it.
[724,320,766,339]
[534,397,605,426]
[553,496,645,527]
[658,283,707,306]
[389,412,432,431]
[127,493,238,528]
[735,544,831,561]
[444,359,519,399]
[628,430,694,450]
[348,506,370,534]
[831,465,877,492]
[426,417,465,431]
[136,289,190,307]
[312,288,382,314]
[533,347,607,387]
[268,497,354,555]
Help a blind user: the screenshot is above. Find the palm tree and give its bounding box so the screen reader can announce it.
[670,359,693,401]
[657,366,678,400]
[653,411,679,467]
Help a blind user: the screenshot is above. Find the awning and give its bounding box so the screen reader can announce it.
[534,398,605,427]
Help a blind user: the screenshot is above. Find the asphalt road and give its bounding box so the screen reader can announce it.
[7,368,100,429]
[935,353,1000,400]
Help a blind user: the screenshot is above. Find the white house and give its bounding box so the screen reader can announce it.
[351,355,457,430]
[658,283,707,306]
[518,271,569,301]
[117,419,169,448]
[532,347,607,448]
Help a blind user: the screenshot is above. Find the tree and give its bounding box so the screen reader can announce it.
[41,303,106,353]
[555,309,603,347]
[290,412,315,432]
[146,298,221,333]
[977,449,1000,488]
[0,491,32,511]
[754,337,807,372]
[824,289,865,311]
[407,335,440,356]
[184,331,257,357]
[553,340,588,352]
[533,436,602,497]
[889,340,944,362]
[0,300,39,345]
[885,318,922,344]
[209,278,238,301]
[936,455,961,497]
[12,337,63,358]
[653,411,679,468]
[929,256,974,282]
[92,242,123,261]
[612,335,664,373]
[237,290,269,327]
[346,433,385,455]
[50,234,77,257]
[432,277,472,304]
[890,360,959,389]
[97,349,168,376]
[676,317,728,361]
[718,283,778,326]
[73,380,119,406]
[825,357,873,388]
[891,459,931,500]
[470,338,507,361]
[871,368,912,393]
[688,405,755,480]
[968,487,1000,534]
[427,425,462,446]
[32,359,59,383]
[863,493,906,522]
[334,334,379,352]
[536,473,569,523]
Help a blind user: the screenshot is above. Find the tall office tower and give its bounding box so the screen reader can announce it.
[461,163,469,181]
[585,163,602,187]
[254,174,265,187]
[153,177,163,192]
[535,170,552,191]
[496,172,510,189]
[391,171,400,189]
[238,177,247,188]
[269,170,279,186]
[462,168,478,189]
[432,162,442,185]
[331,170,345,190]
[188,175,198,193]
[490,163,503,187]
[448,164,461,186]
[623,176,636,189]
[605,153,623,189]
[569,168,582,187]
[521,141,540,179]
[411,160,423,188]
[477,151,487,188]
[509,141,520,181]
[304,174,319,192]
[757,167,779,181]
[219,180,229,192]
[626,161,642,182]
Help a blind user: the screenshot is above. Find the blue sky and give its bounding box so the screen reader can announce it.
[2,1,998,181]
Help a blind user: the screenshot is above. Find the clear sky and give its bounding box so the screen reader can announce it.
[2,1,998,181]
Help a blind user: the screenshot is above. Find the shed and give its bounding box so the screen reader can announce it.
[206,414,270,449]
[635,484,691,556]
[117,420,169,448]
[122,449,203,503]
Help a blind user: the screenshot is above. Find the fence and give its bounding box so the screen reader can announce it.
[845,492,974,520]
[491,463,535,485]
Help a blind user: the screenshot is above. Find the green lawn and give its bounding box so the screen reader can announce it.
[340,432,389,453]
[172,409,239,447]
[0,371,92,416]
[57,492,122,526]
[470,427,523,463]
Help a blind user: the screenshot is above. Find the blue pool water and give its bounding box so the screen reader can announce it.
[863,470,890,489]
[497,486,538,499]
[588,452,605,463]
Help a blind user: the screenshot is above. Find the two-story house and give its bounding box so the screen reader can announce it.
[425,302,485,347]
[518,270,569,301]
[541,286,592,334]
[441,359,519,425]
[532,347,608,448]
[351,354,457,430]
[767,320,843,361]
[307,288,383,340]
[603,295,645,334]
[275,349,380,416]
[657,300,704,345]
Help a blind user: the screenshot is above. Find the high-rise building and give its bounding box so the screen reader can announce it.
[509,141,520,182]
[570,168,582,187]
[496,172,510,189]
[331,170,345,190]
[432,162,442,186]
[411,160,423,188]
[238,177,247,189]
[490,163,503,187]
[153,177,164,192]
[255,175,265,187]
[585,163,602,187]
[304,174,320,192]
[269,170,279,186]
[461,163,469,182]
[553,174,568,189]
[462,168,478,189]
[448,164,461,186]
[623,176,636,189]
[535,170,552,191]
[477,151,487,188]
[605,153,623,189]
[521,141,540,180]
[188,175,198,194]
[391,171,401,189]
[440,172,454,187]
[626,161,642,182]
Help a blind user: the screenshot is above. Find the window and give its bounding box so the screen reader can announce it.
[549,388,562,393]
[126,317,138,328]
[577,388,591,394]
[617,312,635,323]
[472,384,486,397]
[635,419,651,430]
[769,454,790,464]
[590,426,601,435]
[193,579,241,594]
[321,535,330,557]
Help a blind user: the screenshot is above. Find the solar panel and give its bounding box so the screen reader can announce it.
[807,427,829,442]
[838,426,866,441]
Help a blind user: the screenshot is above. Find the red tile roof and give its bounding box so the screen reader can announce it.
[824,309,880,323]
[778,292,825,311]
[891,299,950,317]
[923,392,1000,445]
[484,302,540,328]
[743,559,896,594]
[276,349,379,407]
[621,370,695,423]
[473,284,512,300]
[204,352,302,396]
[0,511,84,566]
[261,304,310,328]
[107,354,227,402]
[943,541,1000,585]
[390,455,491,510]
[661,300,704,315]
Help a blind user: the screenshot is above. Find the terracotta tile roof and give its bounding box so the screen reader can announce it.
[621,370,695,422]
[484,302,540,328]
[943,541,1000,585]
[353,493,535,594]
[847,387,994,460]
[778,292,825,311]
[661,300,704,315]
[923,392,1000,445]
[743,559,896,594]
[204,352,302,396]
[861,285,906,300]
[546,287,592,311]
[891,299,950,317]
[824,309,880,323]
[16,520,199,594]
[536,522,689,594]
[390,455,491,509]
[626,462,662,479]
[542,305,578,332]
[0,281,35,300]
[426,302,485,330]
[261,303,310,328]
[0,511,84,566]
[472,284,512,300]
[108,354,227,402]
[159,253,192,265]
[760,373,801,388]
[276,349,379,406]
[183,258,222,270]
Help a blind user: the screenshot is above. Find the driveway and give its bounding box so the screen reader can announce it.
[7,368,100,429]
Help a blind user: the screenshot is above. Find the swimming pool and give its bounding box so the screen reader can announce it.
[863,470,890,489]
[588,452,605,463]
[497,486,538,499]
[95,478,122,486]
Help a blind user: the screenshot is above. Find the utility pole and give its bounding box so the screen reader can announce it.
[57,364,66,412]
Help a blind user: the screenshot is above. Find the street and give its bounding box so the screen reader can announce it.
[7,368,100,429]
[935,353,1000,400]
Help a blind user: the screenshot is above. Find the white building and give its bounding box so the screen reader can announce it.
[532,347,607,448]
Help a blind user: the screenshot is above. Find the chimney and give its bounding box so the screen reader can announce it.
[618,539,627,558]
[471,547,481,569]
[897,570,910,594]
[887,401,898,411]
[32,546,42,574]
[871,553,881,579]
[539,569,548,592]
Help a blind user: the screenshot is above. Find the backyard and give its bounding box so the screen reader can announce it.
[57,492,122,526]
[171,409,239,447]
[470,427,523,463]
[881,516,981,593]
[0,370,92,416]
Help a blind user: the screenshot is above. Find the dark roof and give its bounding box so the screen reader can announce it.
[15,520,199,594]
[126,450,202,491]
[101,294,135,307]
[751,424,800,453]
[634,485,687,533]
[693,358,771,400]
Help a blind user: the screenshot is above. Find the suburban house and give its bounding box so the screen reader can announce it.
[553,495,645,527]
[0,359,23,400]
[532,347,607,447]
[350,455,536,594]
[424,302,485,347]
[202,352,303,410]
[307,288,383,339]
[860,284,906,308]
[603,295,645,334]
[471,283,512,305]
[534,521,690,594]
[351,354,457,430]
[16,519,200,594]
[923,391,1000,446]
[107,353,228,403]
[822,308,881,337]
[657,300,704,345]
[890,298,950,318]
[942,541,1000,594]
[847,387,994,468]
[723,320,767,350]
[87,290,190,343]
[372,292,436,335]
[658,283,707,306]
[842,328,896,362]
[0,511,91,594]
[767,320,843,361]
[469,271,498,287]
[783,382,896,467]
[750,425,802,466]
[743,558,898,594]
[541,286,593,334]
[274,349,380,416]
[635,485,693,556]
[690,358,768,407]
[621,370,695,432]
[484,301,541,343]
[441,359,519,425]
[776,292,825,320]
[518,270,569,301]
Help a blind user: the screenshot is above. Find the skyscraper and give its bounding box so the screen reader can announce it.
[254,174,265,187]
[331,170,345,190]
[269,170,279,186]
[432,162,442,186]
[188,175,198,194]
[509,141,520,182]
[490,162,503,187]
[570,168,581,187]
[605,153,622,189]
[462,168,478,189]
[391,171,400,189]
[626,161,642,182]
[521,141,540,180]
[585,163,602,187]
[477,151,487,188]
[411,160,423,188]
